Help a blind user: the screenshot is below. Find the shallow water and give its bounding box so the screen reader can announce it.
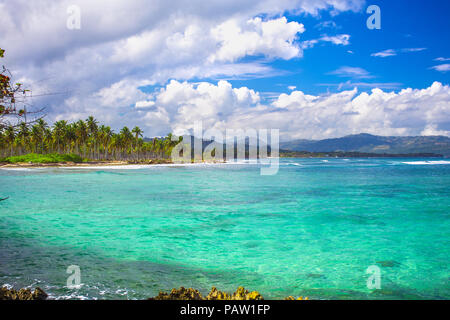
[0,158,449,299]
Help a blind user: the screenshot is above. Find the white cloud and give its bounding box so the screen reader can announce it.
[209,17,305,62]
[401,48,427,53]
[302,34,350,48]
[128,80,450,140]
[328,66,373,79]
[42,79,450,140]
[320,34,350,45]
[319,81,402,90]
[372,48,427,58]
[371,49,397,58]
[0,0,363,116]
[315,20,339,30]
[435,57,450,62]
[421,124,449,136]
[135,100,156,108]
[301,39,319,49]
[430,64,450,72]
[9,0,449,141]
[95,80,148,108]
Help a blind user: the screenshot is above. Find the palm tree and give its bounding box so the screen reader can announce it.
[17,122,30,155]
[75,120,88,158]
[0,130,5,157]
[119,127,133,160]
[52,120,68,153]
[99,125,113,160]
[131,126,143,160]
[0,117,181,162]
[5,126,15,156]
[30,124,41,153]
[86,116,98,159]
[36,119,48,153]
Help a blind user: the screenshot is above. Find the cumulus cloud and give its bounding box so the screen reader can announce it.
[0,0,366,132]
[129,80,450,140]
[7,0,447,141]
[135,100,156,108]
[209,17,305,62]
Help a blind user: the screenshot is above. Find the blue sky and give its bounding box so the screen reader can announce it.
[1,0,449,139]
[228,0,450,98]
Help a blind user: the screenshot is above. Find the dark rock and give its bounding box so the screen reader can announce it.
[231,286,263,300]
[149,286,263,300]
[285,296,309,300]
[206,286,231,300]
[0,287,48,300]
[150,287,204,300]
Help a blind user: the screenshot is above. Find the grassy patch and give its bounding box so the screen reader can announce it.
[1,153,83,164]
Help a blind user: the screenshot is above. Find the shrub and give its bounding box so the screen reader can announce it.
[1,153,83,164]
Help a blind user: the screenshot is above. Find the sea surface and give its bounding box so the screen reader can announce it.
[0,158,449,300]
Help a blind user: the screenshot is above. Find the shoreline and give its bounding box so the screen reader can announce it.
[1,156,448,169]
[0,285,307,300]
[0,159,175,169]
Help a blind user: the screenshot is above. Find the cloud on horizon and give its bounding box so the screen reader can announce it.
[1,0,449,139]
[54,79,450,140]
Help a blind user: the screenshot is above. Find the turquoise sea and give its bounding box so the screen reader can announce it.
[0,158,449,300]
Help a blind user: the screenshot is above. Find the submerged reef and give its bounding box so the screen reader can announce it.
[150,286,263,300]
[150,286,308,300]
[0,287,48,300]
[1,285,308,300]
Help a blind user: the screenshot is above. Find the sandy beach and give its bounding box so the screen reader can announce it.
[0,160,174,169]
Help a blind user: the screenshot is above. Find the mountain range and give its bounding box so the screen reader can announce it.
[280,133,450,156]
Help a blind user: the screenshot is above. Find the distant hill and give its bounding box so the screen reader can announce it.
[280,133,450,156]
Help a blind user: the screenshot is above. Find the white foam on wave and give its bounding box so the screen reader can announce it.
[62,164,156,170]
[290,163,302,166]
[402,160,450,165]
[0,167,36,171]
[0,161,260,171]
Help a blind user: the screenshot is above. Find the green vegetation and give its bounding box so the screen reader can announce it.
[1,153,83,164]
[0,116,182,162]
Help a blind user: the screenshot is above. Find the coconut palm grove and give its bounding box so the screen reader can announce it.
[0,117,179,162]
[0,46,180,163]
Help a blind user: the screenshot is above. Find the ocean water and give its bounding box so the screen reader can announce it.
[0,158,449,300]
